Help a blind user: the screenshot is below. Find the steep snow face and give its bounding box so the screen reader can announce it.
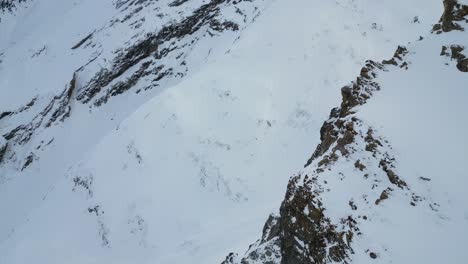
[0,0,445,263]
[0,0,268,246]
[225,1,468,263]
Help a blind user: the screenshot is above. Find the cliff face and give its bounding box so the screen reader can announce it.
[224,1,468,263]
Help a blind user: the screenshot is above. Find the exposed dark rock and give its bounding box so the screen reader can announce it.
[441,45,465,59]
[0,138,7,163]
[72,175,94,198]
[46,73,76,127]
[231,214,282,264]
[87,205,103,216]
[317,153,339,169]
[333,124,356,157]
[411,193,424,206]
[2,0,261,174]
[365,128,382,155]
[379,159,407,188]
[0,97,36,122]
[221,252,239,264]
[3,74,76,146]
[227,32,419,264]
[382,46,409,66]
[432,0,468,33]
[441,44,468,72]
[92,61,155,106]
[21,152,35,171]
[230,175,354,264]
[76,0,243,106]
[375,188,392,205]
[0,0,26,12]
[457,57,468,71]
[354,160,366,171]
[169,0,189,7]
[71,32,94,50]
[279,176,353,264]
[262,214,282,242]
[0,111,13,120]
[305,48,408,168]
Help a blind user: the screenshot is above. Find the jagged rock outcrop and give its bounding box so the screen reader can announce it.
[435,0,468,71]
[0,72,76,169]
[76,0,255,106]
[2,74,75,145]
[223,38,413,264]
[305,46,408,167]
[433,0,468,33]
[441,44,468,72]
[223,1,468,262]
[221,215,282,264]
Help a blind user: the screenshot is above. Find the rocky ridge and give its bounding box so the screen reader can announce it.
[222,1,468,263]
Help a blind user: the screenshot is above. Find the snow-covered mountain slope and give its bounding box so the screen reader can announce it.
[224,1,468,263]
[0,0,462,263]
[0,0,269,248]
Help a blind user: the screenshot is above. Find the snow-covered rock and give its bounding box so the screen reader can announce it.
[0,136,7,163]
[226,1,468,263]
[0,0,26,13]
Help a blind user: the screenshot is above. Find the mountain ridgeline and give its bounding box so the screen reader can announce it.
[222,1,468,263]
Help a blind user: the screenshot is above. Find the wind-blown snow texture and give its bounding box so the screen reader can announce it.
[0,0,466,264]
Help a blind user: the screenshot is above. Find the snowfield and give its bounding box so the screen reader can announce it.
[1,0,466,263]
